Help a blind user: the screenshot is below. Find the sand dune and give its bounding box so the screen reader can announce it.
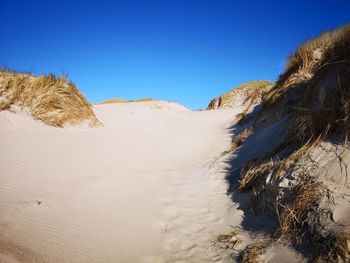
[0,101,246,262]
[1,19,348,263]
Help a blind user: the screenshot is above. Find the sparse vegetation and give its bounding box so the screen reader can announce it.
[241,239,271,263]
[225,23,350,262]
[207,80,274,110]
[217,230,242,247]
[232,127,252,151]
[0,69,101,127]
[95,98,153,104]
[264,24,350,125]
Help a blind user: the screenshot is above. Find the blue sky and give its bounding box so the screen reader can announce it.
[1,0,349,109]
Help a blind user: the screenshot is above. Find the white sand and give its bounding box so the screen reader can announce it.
[0,101,245,262]
[260,245,307,263]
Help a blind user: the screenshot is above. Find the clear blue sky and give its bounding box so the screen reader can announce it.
[1,0,349,109]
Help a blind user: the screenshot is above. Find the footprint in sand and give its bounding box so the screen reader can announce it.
[178,240,196,251]
[197,208,211,215]
[163,238,180,253]
[0,254,21,263]
[163,209,182,221]
[161,198,175,206]
[163,238,196,254]
[198,212,220,223]
[142,255,166,263]
[189,224,206,233]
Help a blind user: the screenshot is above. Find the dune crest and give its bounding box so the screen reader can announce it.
[0,70,101,128]
[207,80,274,110]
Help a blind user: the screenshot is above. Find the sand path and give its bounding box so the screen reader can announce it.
[0,102,244,263]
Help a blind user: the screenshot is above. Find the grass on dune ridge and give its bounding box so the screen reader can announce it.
[232,23,350,262]
[94,97,154,105]
[221,80,274,100]
[0,68,101,127]
[207,80,275,110]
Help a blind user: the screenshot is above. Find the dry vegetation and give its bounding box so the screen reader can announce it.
[0,69,101,127]
[225,24,350,262]
[232,127,253,152]
[217,230,242,247]
[265,24,350,105]
[264,24,350,144]
[241,239,271,263]
[94,97,153,104]
[278,178,350,262]
[207,80,274,110]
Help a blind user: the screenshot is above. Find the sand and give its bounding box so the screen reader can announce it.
[0,101,244,262]
[0,101,308,262]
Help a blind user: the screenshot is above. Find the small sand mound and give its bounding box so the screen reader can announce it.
[0,70,102,128]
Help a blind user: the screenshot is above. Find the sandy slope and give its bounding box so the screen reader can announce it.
[0,101,245,263]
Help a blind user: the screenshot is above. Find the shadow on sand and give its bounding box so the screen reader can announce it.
[222,102,289,235]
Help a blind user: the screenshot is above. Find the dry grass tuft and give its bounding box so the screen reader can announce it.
[313,232,350,262]
[217,230,242,247]
[238,159,275,192]
[0,70,101,127]
[241,239,270,263]
[264,24,350,107]
[331,232,350,262]
[285,24,350,74]
[279,180,325,239]
[238,140,315,192]
[232,127,253,151]
[279,180,350,262]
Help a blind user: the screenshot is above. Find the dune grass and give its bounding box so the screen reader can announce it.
[263,25,350,130]
[231,127,252,152]
[221,80,274,101]
[241,239,271,263]
[0,69,101,127]
[261,23,350,150]
[94,98,153,105]
[231,24,350,262]
[207,80,274,110]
